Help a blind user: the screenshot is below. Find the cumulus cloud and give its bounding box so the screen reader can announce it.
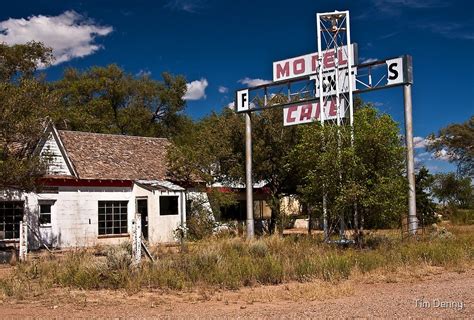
[0,11,112,66]
[226,102,235,110]
[238,77,271,87]
[184,78,208,100]
[218,86,229,94]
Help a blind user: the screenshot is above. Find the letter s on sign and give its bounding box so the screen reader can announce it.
[386,57,404,86]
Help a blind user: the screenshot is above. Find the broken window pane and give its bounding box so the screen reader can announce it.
[0,201,24,239]
[160,196,179,215]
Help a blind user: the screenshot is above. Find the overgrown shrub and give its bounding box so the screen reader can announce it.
[450,208,474,225]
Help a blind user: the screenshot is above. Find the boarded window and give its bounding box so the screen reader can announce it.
[98,201,128,235]
[0,201,23,240]
[160,196,179,215]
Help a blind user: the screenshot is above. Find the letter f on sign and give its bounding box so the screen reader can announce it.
[236,89,249,112]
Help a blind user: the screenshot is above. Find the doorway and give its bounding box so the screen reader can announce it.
[136,198,148,240]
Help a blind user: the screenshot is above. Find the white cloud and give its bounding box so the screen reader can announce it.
[226,102,235,110]
[434,149,457,162]
[136,69,152,77]
[0,11,113,66]
[413,136,430,149]
[184,78,208,100]
[238,77,271,87]
[218,86,229,94]
[361,57,378,64]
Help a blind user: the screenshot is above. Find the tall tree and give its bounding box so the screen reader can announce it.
[0,42,60,192]
[428,116,474,177]
[252,107,299,234]
[415,167,437,226]
[432,173,473,208]
[53,65,188,137]
[291,106,407,236]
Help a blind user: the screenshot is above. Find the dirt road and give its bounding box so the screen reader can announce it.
[0,268,472,319]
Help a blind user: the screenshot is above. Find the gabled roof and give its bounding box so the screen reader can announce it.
[56,130,170,181]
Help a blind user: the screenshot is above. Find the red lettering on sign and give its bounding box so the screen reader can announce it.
[293,58,305,75]
[311,54,318,72]
[315,102,320,119]
[338,50,348,66]
[275,62,290,80]
[323,51,335,68]
[286,106,298,123]
[300,104,312,121]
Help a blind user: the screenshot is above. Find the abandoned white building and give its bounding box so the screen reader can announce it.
[0,124,304,250]
[0,125,187,248]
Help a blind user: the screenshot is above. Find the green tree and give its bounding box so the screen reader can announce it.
[291,106,407,238]
[53,65,188,137]
[428,116,474,177]
[0,41,53,82]
[168,108,244,186]
[167,108,241,227]
[415,167,437,226]
[432,173,473,208]
[0,42,60,192]
[252,107,300,234]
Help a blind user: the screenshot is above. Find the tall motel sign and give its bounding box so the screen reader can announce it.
[235,11,417,239]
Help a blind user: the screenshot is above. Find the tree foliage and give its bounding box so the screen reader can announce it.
[415,167,437,226]
[432,173,473,208]
[53,65,188,137]
[0,42,59,192]
[428,116,474,177]
[291,106,407,232]
[0,41,53,82]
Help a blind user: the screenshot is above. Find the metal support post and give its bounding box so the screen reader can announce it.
[132,213,142,266]
[322,192,328,241]
[403,84,418,235]
[245,112,254,239]
[19,221,28,262]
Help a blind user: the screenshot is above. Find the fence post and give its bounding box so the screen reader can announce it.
[19,221,28,262]
[131,213,142,266]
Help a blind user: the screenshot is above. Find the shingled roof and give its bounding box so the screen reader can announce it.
[57,130,171,181]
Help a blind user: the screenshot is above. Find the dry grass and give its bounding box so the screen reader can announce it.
[0,225,473,300]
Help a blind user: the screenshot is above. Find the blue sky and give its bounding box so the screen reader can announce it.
[1,0,473,173]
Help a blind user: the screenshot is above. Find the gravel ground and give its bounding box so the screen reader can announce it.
[0,269,472,319]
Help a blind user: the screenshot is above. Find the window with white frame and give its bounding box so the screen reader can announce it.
[38,201,54,225]
[98,201,128,235]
